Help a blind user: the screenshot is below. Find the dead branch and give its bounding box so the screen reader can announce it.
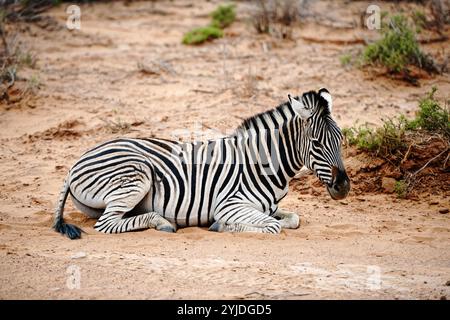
[413,147,449,176]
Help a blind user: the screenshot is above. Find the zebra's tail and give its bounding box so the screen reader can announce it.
[53,174,83,240]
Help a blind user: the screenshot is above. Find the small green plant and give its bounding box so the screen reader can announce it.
[394,180,408,198]
[182,3,235,45]
[342,117,410,157]
[362,14,437,75]
[412,10,427,31]
[409,86,450,138]
[27,74,41,89]
[343,87,449,160]
[18,51,36,68]
[102,117,131,134]
[340,54,352,67]
[182,26,223,45]
[210,4,236,29]
[1,8,38,103]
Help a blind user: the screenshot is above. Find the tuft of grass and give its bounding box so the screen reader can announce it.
[18,50,37,68]
[182,3,235,45]
[27,74,41,90]
[340,54,352,67]
[251,0,300,39]
[361,14,438,76]
[210,4,236,29]
[182,26,223,45]
[1,10,38,104]
[394,180,408,198]
[342,117,409,156]
[412,10,427,31]
[343,87,449,158]
[409,86,450,138]
[102,117,131,134]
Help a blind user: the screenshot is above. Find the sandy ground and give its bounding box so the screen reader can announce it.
[0,0,449,299]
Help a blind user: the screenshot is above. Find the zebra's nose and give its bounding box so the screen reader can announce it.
[327,166,350,200]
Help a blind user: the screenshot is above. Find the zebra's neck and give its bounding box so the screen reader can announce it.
[232,101,304,189]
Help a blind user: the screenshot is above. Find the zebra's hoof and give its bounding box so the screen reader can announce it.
[209,221,224,232]
[157,225,176,233]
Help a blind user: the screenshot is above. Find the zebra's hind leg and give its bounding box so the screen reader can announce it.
[93,184,175,234]
[273,209,300,229]
[94,209,175,234]
[209,205,281,234]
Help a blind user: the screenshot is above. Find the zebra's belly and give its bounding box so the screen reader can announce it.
[138,187,217,228]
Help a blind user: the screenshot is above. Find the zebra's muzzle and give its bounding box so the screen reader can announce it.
[326,167,350,200]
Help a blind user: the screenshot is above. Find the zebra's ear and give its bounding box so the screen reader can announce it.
[318,88,332,113]
[288,94,313,120]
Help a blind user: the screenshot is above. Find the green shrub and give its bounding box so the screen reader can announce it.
[182,3,235,45]
[362,14,436,74]
[394,180,408,198]
[340,54,352,67]
[210,4,236,29]
[182,26,223,45]
[343,87,449,158]
[343,117,409,157]
[411,10,427,31]
[410,87,450,138]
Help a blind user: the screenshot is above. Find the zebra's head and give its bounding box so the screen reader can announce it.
[288,88,350,200]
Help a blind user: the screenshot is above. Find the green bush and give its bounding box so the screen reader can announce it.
[182,26,223,45]
[343,87,449,158]
[182,3,235,45]
[343,117,409,156]
[362,14,436,74]
[340,54,352,67]
[410,86,450,138]
[394,180,408,198]
[210,4,236,29]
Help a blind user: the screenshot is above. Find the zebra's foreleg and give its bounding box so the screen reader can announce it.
[210,205,281,234]
[273,209,300,229]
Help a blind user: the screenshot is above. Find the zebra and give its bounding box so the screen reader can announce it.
[53,88,350,239]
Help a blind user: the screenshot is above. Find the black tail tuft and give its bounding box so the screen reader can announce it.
[54,219,84,240]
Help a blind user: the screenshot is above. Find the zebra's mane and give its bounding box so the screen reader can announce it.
[235,91,331,134]
[235,101,294,133]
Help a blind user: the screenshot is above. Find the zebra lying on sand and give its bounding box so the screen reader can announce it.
[54,88,350,239]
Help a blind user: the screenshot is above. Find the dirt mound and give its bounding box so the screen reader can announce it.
[24,120,85,142]
[346,133,449,198]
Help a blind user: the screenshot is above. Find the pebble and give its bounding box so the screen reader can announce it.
[71,251,87,259]
[439,208,449,214]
